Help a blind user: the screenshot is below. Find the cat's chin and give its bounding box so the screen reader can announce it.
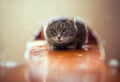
[55,41,72,45]
[55,41,65,44]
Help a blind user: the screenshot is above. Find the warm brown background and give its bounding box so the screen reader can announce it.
[0,0,120,64]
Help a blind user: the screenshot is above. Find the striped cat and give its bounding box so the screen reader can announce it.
[44,17,88,50]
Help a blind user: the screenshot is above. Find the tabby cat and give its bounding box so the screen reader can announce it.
[44,17,88,50]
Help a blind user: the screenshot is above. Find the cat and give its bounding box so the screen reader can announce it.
[44,17,88,50]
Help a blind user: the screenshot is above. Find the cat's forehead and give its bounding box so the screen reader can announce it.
[54,19,73,24]
[48,19,74,29]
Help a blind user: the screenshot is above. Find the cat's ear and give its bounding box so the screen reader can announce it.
[65,19,74,25]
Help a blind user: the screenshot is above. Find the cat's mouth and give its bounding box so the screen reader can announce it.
[55,39,71,44]
[53,39,65,44]
[56,40,63,44]
[52,37,72,44]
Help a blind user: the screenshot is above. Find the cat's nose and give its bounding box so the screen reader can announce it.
[57,36,61,40]
[57,35,61,40]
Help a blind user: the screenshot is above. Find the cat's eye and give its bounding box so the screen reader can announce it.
[52,31,57,35]
[63,30,71,35]
[50,29,56,35]
[52,32,57,35]
[63,31,66,35]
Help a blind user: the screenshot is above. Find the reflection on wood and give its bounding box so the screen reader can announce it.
[0,28,120,82]
[28,42,105,82]
[27,28,106,82]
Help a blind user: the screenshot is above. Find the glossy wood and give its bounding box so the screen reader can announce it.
[0,29,120,82]
[0,42,120,82]
[28,42,105,82]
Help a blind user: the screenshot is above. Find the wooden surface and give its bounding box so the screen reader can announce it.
[0,42,120,82]
[28,42,105,82]
[0,29,120,82]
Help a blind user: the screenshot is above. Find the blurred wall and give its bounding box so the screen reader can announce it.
[0,0,120,64]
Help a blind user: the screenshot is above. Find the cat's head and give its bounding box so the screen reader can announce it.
[45,19,78,44]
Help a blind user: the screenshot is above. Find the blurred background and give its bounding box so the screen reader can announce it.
[0,0,120,64]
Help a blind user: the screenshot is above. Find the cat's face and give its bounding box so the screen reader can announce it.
[46,19,77,44]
